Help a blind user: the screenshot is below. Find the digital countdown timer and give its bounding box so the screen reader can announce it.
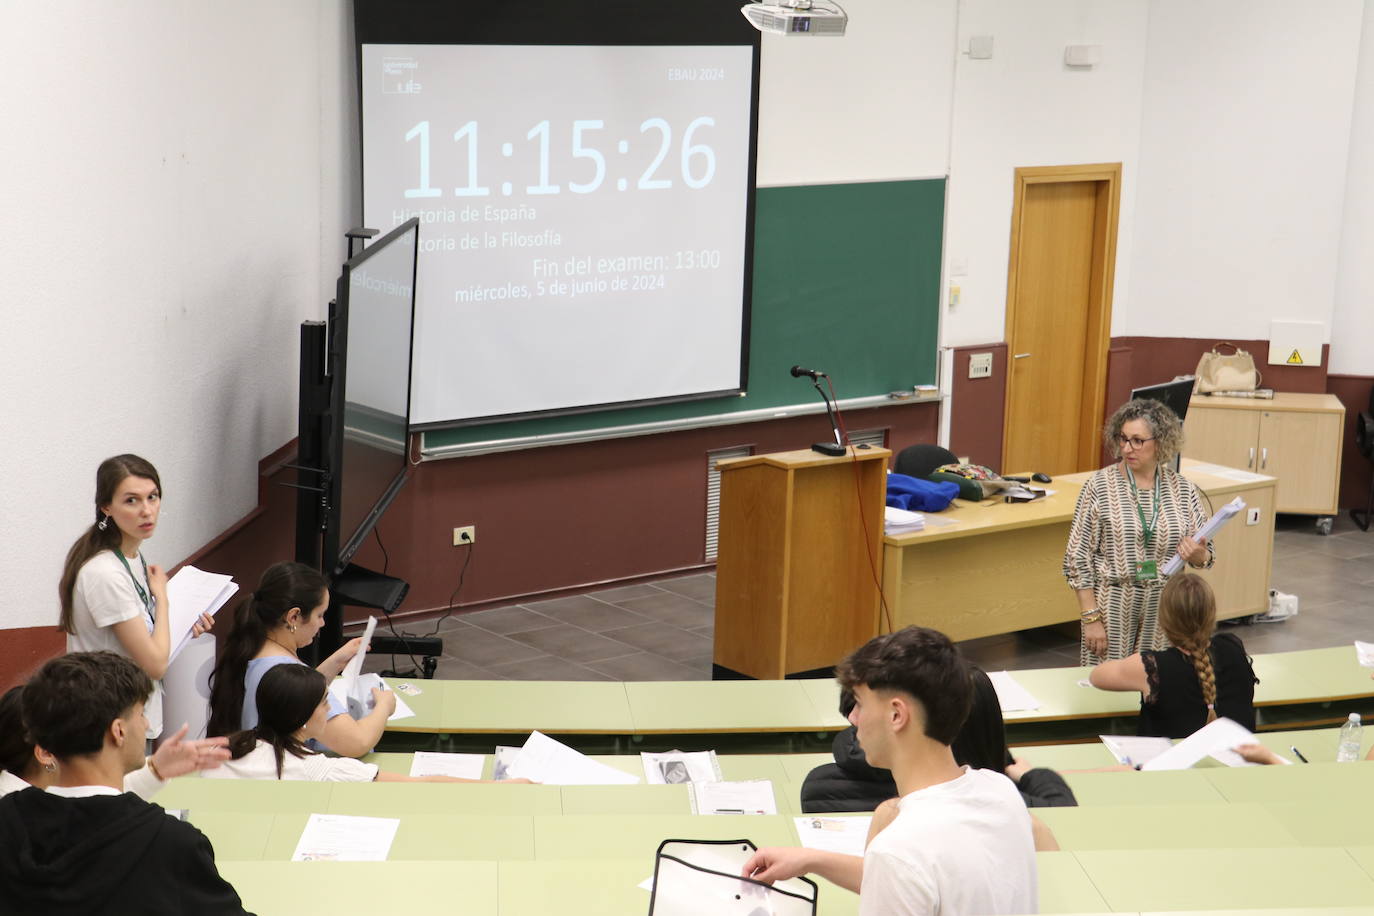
[361,43,754,427]
[403,116,721,198]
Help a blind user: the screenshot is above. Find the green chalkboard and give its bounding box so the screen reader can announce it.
[422,178,944,452]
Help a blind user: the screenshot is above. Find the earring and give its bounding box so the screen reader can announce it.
[97,515,109,531]
[288,624,297,632]
[44,761,56,773]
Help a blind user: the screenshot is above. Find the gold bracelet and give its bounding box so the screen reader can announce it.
[146,756,164,782]
[1080,611,1104,625]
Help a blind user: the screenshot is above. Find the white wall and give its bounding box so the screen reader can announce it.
[1332,0,1374,376]
[0,1,349,630]
[1125,0,1364,343]
[942,0,1150,347]
[756,0,956,184]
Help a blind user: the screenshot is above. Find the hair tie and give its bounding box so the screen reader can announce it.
[1206,703,1215,711]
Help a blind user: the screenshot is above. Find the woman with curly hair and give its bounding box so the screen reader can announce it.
[1063,398,1213,663]
[1089,573,1256,738]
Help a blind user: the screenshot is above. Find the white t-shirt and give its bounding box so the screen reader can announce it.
[68,550,163,737]
[860,767,1038,916]
[203,740,378,782]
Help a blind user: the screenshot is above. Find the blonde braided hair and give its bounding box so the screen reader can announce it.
[1159,573,1218,723]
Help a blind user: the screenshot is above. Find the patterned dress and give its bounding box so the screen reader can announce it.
[1063,462,1213,664]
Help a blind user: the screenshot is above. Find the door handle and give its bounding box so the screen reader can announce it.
[1247,447,1255,468]
[1013,353,1031,359]
[1261,447,1268,469]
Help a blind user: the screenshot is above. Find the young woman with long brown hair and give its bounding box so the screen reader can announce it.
[207,561,389,757]
[1089,572,1257,737]
[58,454,212,740]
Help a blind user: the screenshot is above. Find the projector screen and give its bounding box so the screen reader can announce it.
[360,39,757,429]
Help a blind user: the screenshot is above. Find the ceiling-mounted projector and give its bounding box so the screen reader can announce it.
[741,0,847,36]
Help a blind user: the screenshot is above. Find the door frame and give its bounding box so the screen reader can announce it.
[1002,162,1122,472]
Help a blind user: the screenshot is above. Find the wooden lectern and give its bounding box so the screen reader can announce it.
[713,446,890,679]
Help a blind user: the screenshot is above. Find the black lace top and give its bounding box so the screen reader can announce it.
[1138,632,1258,738]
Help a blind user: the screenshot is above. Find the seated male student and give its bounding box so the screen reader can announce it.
[0,651,252,916]
[743,626,1038,915]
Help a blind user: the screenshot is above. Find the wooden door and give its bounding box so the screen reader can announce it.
[1183,406,1262,471]
[1003,164,1121,476]
[1258,409,1343,513]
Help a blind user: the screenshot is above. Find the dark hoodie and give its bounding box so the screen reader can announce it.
[0,787,251,916]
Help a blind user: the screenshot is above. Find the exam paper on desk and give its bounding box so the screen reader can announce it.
[690,780,777,816]
[508,730,640,785]
[291,813,399,862]
[409,751,485,780]
[794,815,871,857]
[1140,717,1259,770]
[988,671,1040,712]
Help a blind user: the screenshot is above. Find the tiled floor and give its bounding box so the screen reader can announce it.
[364,512,1374,682]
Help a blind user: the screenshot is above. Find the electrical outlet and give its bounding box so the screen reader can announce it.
[1246,508,1261,526]
[452,525,476,546]
[968,352,993,379]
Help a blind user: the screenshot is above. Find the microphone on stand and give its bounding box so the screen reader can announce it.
[791,365,847,456]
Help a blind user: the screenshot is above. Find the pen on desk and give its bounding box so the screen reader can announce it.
[1290,746,1309,763]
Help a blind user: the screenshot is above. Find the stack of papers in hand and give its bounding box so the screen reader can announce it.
[884,506,925,534]
[165,566,238,663]
[506,731,640,785]
[327,617,415,722]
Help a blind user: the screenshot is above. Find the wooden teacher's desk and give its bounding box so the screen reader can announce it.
[880,459,1277,642]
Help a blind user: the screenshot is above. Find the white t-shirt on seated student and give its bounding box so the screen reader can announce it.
[860,766,1038,916]
[202,740,379,782]
[68,550,163,738]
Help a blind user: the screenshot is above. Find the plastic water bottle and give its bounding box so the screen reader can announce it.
[1336,712,1363,762]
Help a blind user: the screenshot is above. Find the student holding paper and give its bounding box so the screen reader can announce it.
[58,454,214,741]
[207,562,391,757]
[207,665,523,783]
[1089,573,1257,738]
[1064,400,1213,664]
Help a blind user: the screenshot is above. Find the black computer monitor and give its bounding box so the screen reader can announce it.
[1130,377,1195,426]
[1130,377,1195,471]
[326,218,419,573]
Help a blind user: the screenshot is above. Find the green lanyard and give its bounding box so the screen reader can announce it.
[1126,466,1162,549]
[114,550,156,625]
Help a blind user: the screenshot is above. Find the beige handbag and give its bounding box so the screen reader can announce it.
[1194,342,1261,393]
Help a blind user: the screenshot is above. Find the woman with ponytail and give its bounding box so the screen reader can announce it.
[58,454,213,740]
[1089,572,1257,738]
[207,561,391,757]
[206,665,525,783]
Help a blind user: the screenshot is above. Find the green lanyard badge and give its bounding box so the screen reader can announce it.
[1127,467,1161,581]
[115,550,157,624]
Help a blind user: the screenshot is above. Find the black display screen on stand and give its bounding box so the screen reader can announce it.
[296,218,419,657]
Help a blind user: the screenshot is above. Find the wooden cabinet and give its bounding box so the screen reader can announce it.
[1184,393,1345,526]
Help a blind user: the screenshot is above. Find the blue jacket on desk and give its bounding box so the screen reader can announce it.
[886,473,959,512]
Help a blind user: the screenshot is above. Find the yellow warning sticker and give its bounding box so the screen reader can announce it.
[1286,349,1303,365]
